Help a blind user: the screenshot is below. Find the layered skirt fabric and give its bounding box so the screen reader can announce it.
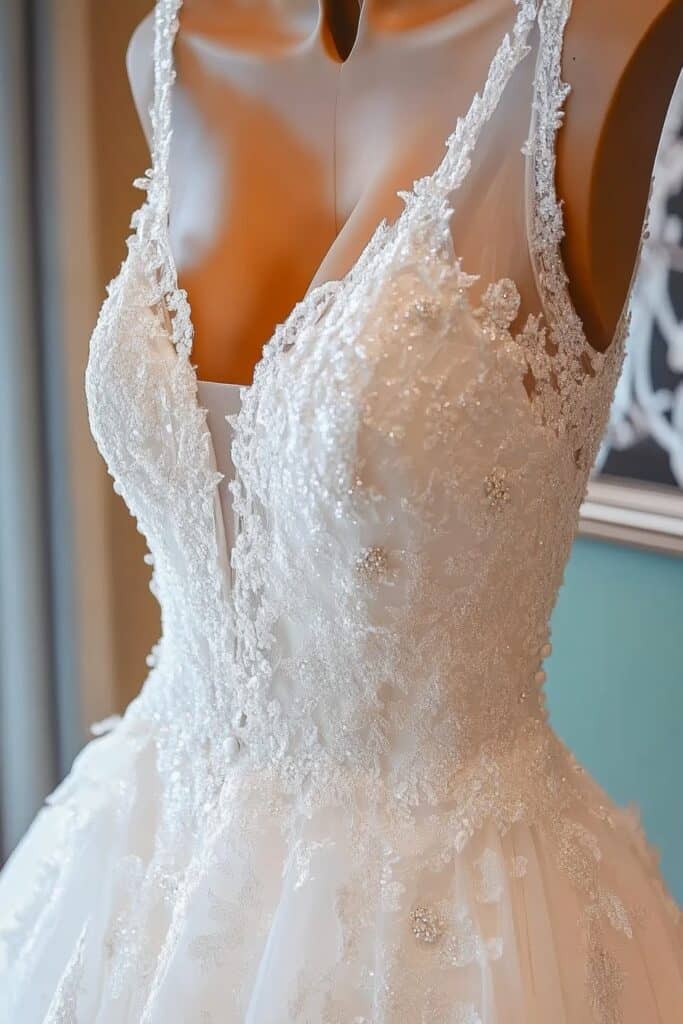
[1,711,681,1024]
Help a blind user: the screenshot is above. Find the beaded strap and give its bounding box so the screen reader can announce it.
[132,0,193,355]
[528,0,647,371]
[524,0,592,357]
[148,0,182,228]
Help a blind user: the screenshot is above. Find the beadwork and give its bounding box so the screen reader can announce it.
[406,296,443,324]
[410,905,444,946]
[354,546,389,582]
[483,467,511,510]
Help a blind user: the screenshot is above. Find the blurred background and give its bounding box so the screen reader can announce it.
[0,1,681,904]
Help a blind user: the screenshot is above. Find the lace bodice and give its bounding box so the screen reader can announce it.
[85,0,635,817]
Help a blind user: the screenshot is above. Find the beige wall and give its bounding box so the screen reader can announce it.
[88,1,160,710]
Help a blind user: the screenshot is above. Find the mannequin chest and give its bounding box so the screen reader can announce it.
[130,0,531,383]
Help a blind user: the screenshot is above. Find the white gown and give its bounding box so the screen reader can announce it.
[1,1,681,1021]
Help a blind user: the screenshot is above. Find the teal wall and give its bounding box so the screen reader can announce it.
[547,537,683,904]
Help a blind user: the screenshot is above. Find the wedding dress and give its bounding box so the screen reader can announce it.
[1,1,681,1021]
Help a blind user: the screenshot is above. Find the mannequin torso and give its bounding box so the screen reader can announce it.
[128,0,683,384]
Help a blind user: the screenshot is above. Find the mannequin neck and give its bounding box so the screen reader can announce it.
[367,0,476,32]
[180,3,479,57]
[324,0,482,60]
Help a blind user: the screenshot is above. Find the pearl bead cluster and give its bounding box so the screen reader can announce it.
[480,276,521,329]
[354,545,389,582]
[519,641,552,703]
[484,467,511,511]
[410,905,444,945]
[407,297,442,326]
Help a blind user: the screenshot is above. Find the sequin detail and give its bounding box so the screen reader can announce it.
[410,905,445,946]
[354,545,389,582]
[407,296,443,324]
[484,467,511,510]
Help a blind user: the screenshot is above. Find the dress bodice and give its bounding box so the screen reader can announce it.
[85,0,636,816]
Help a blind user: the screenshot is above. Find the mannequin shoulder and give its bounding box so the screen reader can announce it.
[560,0,683,193]
[126,11,156,148]
[556,0,683,352]
[563,0,683,84]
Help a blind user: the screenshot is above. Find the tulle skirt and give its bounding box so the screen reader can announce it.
[0,709,681,1024]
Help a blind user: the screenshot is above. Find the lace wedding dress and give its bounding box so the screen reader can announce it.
[1,1,681,1021]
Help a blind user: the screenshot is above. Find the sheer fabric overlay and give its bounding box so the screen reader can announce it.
[1,1,681,1022]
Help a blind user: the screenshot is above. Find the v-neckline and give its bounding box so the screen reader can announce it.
[153,0,610,407]
[167,0,541,390]
[165,0,536,579]
[180,4,540,376]
[141,0,637,458]
[135,0,634,619]
[143,0,623,549]
[177,0,525,393]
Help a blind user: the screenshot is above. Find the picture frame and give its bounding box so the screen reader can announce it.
[579,75,683,557]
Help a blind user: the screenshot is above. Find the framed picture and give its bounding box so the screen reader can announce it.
[580,75,683,556]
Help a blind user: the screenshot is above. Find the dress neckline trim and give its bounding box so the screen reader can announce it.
[146,0,532,364]
[140,0,635,402]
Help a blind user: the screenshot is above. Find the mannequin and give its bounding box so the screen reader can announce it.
[128,0,683,384]
[560,1,683,352]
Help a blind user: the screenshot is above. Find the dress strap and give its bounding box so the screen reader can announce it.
[521,0,643,458]
[147,0,183,232]
[526,0,647,368]
[420,1,538,201]
[132,0,193,354]
[524,0,589,354]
